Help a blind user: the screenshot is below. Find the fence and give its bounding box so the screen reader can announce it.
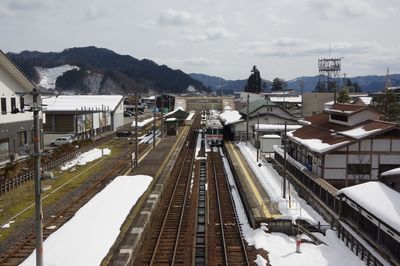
[0,133,114,196]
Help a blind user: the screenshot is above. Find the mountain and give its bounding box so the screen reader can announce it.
[189,73,270,95]
[7,46,208,94]
[190,73,400,94]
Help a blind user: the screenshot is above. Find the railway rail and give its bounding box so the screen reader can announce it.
[0,137,149,265]
[134,126,197,265]
[208,148,249,265]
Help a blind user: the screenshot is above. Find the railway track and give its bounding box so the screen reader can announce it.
[0,137,149,265]
[208,147,249,265]
[134,128,197,265]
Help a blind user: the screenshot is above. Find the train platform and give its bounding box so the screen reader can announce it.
[104,125,191,265]
[224,141,280,227]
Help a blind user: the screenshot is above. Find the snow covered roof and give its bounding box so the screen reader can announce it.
[42,95,124,112]
[255,124,302,131]
[288,131,350,153]
[339,126,382,139]
[356,97,372,105]
[324,104,369,116]
[261,134,281,139]
[219,110,242,125]
[291,113,397,154]
[186,112,195,120]
[381,167,400,177]
[269,96,302,103]
[337,182,400,233]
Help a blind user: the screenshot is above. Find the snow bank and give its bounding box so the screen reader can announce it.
[21,175,152,266]
[132,117,154,127]
[61,148,111,171]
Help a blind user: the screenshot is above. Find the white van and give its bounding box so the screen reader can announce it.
[50,137,72,147]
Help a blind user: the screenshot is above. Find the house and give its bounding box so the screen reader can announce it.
[0,50,37,163]
[285,103,400,188]
[42,95,124,138]
[225,99,300,142]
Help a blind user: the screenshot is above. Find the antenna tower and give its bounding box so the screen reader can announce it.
[316,58,341,93]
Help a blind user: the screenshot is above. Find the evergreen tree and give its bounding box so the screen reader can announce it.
[375,89,400,121]
[271,78,287,91]
[337,89,351,103]
[244,65,261,93]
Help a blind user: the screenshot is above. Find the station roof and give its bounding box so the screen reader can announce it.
[42,95,124,113]
[337,182,400,233]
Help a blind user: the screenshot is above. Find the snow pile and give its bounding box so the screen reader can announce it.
[35,65,79,89]
[21,175,152,266]
[132,117,154,127]
[61,148,111,171]
[287,131,349,153]
[186,112,195,121]
[219,110,242,125]
[337,182,400,233]
[220,146,364,266]
[254,124,302,131]
[237,143,318,223]
[339,127,381,139]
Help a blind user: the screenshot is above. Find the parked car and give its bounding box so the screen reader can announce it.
[63,134,77,141]
[50,137,73,147]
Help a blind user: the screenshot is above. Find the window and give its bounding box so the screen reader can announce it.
[11,97,17,113]
[1,98,6,115]
[331,114,348,122]
[20,97,24,112]
[347,164,371,175]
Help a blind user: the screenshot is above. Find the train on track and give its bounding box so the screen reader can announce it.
[205,111,224,146]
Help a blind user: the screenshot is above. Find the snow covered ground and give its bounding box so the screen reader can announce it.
[61,148,111,171]
[21,175,152,266]
[223,144,365,266]
[35,65,79,89]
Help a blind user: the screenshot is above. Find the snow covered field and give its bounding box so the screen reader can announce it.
[35,65,79,89]
[224,144,365,266]
[61,148,111,171]
[21,175,152,266]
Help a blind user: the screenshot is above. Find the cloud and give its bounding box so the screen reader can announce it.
[157,27,233,47]
[238,37,381,57]
[309,0,376,19]
[158,9,201,27]
[6,0,52,10]
[153,57,215,67]
[85,6,108,21]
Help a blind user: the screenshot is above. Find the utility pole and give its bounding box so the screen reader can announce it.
[134,92,138,168]
[300,80,304,118]
[161,96,164,137]
[246,94,249,144]
[153,108,156,149]
[257,112,260,162]
[33,87,43,266]
[283,121,287,199]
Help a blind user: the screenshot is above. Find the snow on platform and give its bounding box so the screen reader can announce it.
[221,145,364,266]
[21,175,152,266]
[337,181,400,233]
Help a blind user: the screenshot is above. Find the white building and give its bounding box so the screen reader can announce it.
[42,95,124,138]
[0,50,37,163]
[285,104,399,188]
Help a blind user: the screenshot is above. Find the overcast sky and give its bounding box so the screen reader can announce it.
[0,0,399,81]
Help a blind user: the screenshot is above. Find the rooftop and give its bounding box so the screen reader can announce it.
[337,182,400,233]
[42,95,124,112]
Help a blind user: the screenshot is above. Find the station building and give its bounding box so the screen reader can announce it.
[286,104,400,189]
[42,95,124,139]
